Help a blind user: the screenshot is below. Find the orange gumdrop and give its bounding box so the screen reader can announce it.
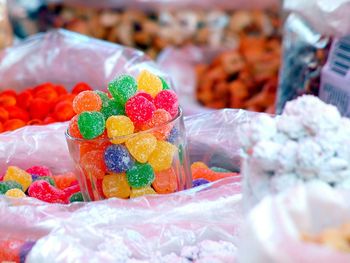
[5,106,30,122]
[54,85,68,96]
[72,82,93,94]
[35,86,58,104]
[190,162,209,170]
[0,94,16,107]
[68,115,82,138]
[80,150,107,180]
[3,119,26,131]
[191,167,237,182]
[54,100,75,121]
[17,90,33,110]
[29,98,51,120]
[142,109,173,140]
[0,107,9,122]
[53,172,77,190]
[72,91,102,114]
[79,139,110,158]
[152,167,177,194]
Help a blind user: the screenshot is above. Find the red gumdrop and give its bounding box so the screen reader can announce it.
[56,94,76,104]
[0,122,3,133]
[0,94,16,107]
[54,85,68,95]
[0,107,9,122]
[68,115,82,138]
[136,91,154,103]
[43,116,56,124]
[0,89,17,97]
[3,119,26,131]
[29,98,51,120]
[53,172,77,190]
[17,90,33,110]
[54,100,75,121]
[80,150,107,180]
[0,239,24,263]
[26,166,52,177]
[28,180,68,204]
[125,94,156,125]
[154,90,179,118]
[63,183,80,198]
[72,82,92,94]
[34,86,58,104]
[4,106,30,122]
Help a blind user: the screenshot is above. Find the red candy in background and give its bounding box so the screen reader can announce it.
[0,82,93,133]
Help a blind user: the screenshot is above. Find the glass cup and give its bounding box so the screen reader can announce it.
[65,108,192,201]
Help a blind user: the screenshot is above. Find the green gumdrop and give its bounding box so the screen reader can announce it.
[69,192,84,202]
[96,91,110,106]
[210,167,231,173]
[34,176,55,186]
[126,163,155,188]
[101,98,125,120]
[108,75,137,105]
[78,111,105,139]
[0,181,23,194]
[159,76,170,90]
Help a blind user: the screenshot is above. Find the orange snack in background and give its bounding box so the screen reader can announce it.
[3,119,26,131]
[0,107,9,122]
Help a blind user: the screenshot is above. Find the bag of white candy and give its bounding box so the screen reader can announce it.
[240,95,350,210]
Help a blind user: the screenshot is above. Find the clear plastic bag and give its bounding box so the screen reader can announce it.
[276,0,350,114]
[239,181,350,263]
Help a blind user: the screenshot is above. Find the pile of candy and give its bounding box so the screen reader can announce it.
[67,70,184,200]
[0,82,93,133]
[0,165,82,203]
[0,239,35,263]
[37,4,280,58]
[191,162,238,187]
[241,95,350,204]
[196,36,280,113]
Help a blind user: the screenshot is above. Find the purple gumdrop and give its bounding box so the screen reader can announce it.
[167,127,179,144]
[31,174,39,180]
[104,145,134,173]
[192,178,210,187]
[20,241,36,263]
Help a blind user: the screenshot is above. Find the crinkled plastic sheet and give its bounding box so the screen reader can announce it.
[239,181,350,263]
[0,29,168,91]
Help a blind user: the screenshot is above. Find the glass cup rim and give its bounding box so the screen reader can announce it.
[65,107,182,142]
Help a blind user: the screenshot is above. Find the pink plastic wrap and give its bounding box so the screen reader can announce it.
[239,182,350,263]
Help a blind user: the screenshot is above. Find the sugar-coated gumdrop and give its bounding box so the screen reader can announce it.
[81,150,107,179]
[33,176,55,186]
[126,163,155,188]
[19,241,36,263]
[77,111,105,139]
[167,127,179,144]
[68,115,82,138]
[142,109,172,140]
[96,90,110,104]
[29,98,51,120]
[4,166,32,191]
[69,192,84,202]
[130,186,156,198]
[72,82,93,94]
[54,100,75,121]
[136,91,154,103]
[28,180,67,204]
[159,76,170,90]
[5,188,26,198]
[190,162,209,170]
[191,167,237,182]
[125,133,157,163]
[154,90,179,117]
[137,70,163,97]
[73,91,102,114]
[101,98,125,120]
[53,172,77,190]
[106,115,134,144]
[3,119,26,131]
[26,165,52,177]
[63,184,80,198]
[104,145,134,173]
[192,178,210,187]
[108,75,137,105]
[125,94,156,125]
[148,141,177,172]
[0,181,23,194]
[210,167,232,173]
[102,173,131,198]
[152,167,177,194]
[0,239,23,263]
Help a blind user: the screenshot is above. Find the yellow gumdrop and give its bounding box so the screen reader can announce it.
[106,115,134,144]
[137,70,163,97]
[130,186,156,198]
[125,133,157,163]
[5,188,26,198]
[148,141,177,172]
[4,166,32,191]
[102,173,131,199]
[191,162,208,170]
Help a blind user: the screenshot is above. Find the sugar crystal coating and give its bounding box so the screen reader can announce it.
[73,91,102,114]
[106,115,134,144]
[4,166,32,191]
[0,181,23,194]
[125,94,156,125]
[137,70,163,97]
[102,173,130,198]
[77,111,105,139]
[125,133,157,163]
[148,141,177,172]
[5,188,26,198]
[104,145,134,173]
[108,75,137,105]
[126,162,155,188]
[154,90,179,117]
[130,186,156,198]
